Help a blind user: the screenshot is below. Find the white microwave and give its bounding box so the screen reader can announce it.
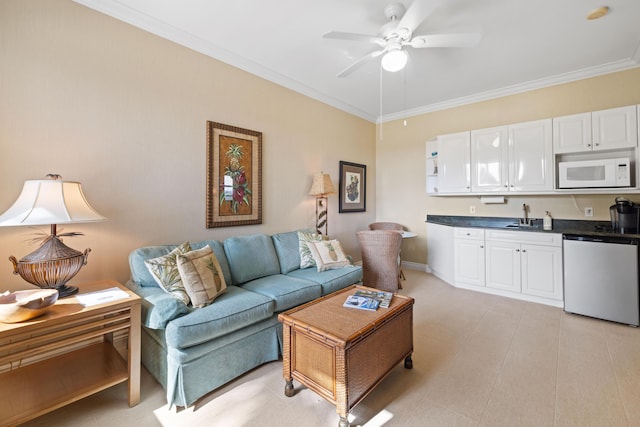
[558,158,631,188]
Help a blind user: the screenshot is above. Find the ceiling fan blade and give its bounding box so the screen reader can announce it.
[336,49,385,78]
[397,0,444,34]
[323,31,386,47]
[407,33,482,48]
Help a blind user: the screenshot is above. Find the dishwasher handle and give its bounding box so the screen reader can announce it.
[563,234,639,245]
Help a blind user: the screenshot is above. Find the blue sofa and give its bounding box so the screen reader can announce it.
[126,230,362,408]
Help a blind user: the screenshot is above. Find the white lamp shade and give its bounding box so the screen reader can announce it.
[309,172,336,196]
[381,49,408,72]
[0,179,106,226]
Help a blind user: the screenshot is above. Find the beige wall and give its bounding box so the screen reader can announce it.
[0,0,376,291]
[3,1,640,292]
[376,68,640,265]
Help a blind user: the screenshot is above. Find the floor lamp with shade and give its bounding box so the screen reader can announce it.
[309,172,336,236]
[0,174,106,297]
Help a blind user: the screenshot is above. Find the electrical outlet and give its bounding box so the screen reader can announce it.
[470,205,476,214]
[585,207,594,217]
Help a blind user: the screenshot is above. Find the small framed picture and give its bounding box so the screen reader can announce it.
[339,161,366,213]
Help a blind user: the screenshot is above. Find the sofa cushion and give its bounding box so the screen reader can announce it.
[240,274,322,312]
[177,246,227,308]
[271,231,301,274]
[287,265,362,296]
[144,241,192,305]
[307,239,351,272]
[164,285,274,349]
[223,234,281,284]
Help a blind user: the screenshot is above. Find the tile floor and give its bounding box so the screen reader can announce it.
[21,269,640,427]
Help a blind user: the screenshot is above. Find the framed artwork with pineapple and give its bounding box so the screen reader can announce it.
[206,121,262,227]
[339,161,366,213]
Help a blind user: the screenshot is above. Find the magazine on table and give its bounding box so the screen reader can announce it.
[343,295,380,311]
[353,289,393,308]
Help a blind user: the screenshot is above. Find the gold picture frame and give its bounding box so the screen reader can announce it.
[206,121,262,228]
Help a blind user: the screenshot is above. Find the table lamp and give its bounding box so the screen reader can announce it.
[0,174,106,297]
[309,172,336,236]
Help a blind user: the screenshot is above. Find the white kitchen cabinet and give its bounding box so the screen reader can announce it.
[470,119,552,193]
[592,105,638,151]
[471,126,508,192]
[427,222,454,283]
[554,105,638,154]
[454,228,485,287]
[553,112,592,153]
[437,132,470,193]
[508,119,553,192]
[427,222,564,306]
[485,230,563,302]
[485,240,521,292]
[521,244,563,301]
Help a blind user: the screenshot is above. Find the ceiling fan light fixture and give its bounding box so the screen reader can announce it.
[381,49,408,72]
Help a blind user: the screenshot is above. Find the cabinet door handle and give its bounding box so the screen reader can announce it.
[516,249,520,252]
[522,249,526,253]
[480,245,484,248]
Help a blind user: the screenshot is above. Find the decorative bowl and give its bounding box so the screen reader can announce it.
[0,289,59,323]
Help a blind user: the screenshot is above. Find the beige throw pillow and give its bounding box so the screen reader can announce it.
[307,239,350,272]
[176,246,227,308]
[144,241,192,305]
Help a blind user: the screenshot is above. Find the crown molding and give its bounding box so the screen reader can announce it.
[74,1,640,125]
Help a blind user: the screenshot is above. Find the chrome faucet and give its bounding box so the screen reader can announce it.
[520,203,532,226]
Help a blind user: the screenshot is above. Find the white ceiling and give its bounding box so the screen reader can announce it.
[73,0,640,123]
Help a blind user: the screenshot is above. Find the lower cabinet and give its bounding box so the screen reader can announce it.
[485,230,563,302]
[430,224,564,306]
[454,228,485,287]
[486,241,521,292]
[520,243,563,300]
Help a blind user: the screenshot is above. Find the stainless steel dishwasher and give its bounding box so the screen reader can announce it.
[563,234,639,326]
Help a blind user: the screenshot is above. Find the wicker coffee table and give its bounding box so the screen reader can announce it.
[278,285,414,427]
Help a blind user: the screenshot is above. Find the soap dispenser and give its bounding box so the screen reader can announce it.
[543,211,552,231]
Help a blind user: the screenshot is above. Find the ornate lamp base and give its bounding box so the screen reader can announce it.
[9,235,90,298]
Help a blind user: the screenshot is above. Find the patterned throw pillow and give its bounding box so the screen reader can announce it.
[307,239,351,272]
[176,246,227,308]
[144,242,192,305]
[298,230,325,269]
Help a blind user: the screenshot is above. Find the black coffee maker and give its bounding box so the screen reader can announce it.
[610,197,640,234]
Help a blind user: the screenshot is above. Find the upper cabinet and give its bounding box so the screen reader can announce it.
[471,126,508,192]
[509,119,553,192]
[437,132,471,193]
[552,112,592,153]
[470,119,553,193]
[592,105,638,150]
[553,105,638,154]
[428,105,639,196]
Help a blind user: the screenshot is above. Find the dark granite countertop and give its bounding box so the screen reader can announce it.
[425,214,639,238]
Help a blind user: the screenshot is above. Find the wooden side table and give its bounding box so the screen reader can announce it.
[0,280,141,426]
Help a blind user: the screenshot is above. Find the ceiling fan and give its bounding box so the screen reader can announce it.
[323,1,481,77]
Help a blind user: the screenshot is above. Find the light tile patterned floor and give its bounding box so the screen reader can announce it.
[21,270,640,426]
